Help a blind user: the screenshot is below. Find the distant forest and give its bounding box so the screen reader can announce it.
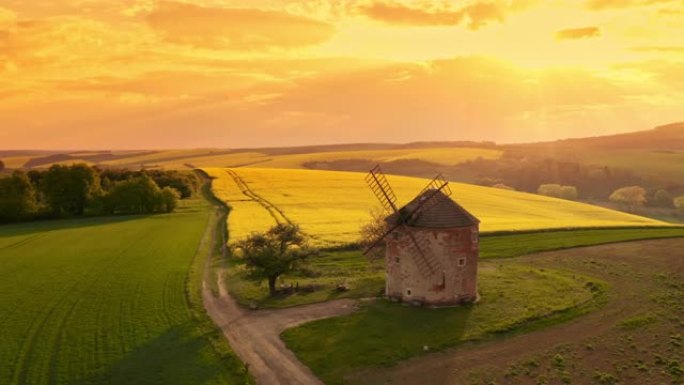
[0,164,200,222]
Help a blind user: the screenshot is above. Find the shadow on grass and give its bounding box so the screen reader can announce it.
[76,324,244,385]
[0,215,155,238]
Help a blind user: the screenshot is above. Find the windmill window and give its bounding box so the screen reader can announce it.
[406,288,412,296]
[458,258,467,267]
[392,231,400,240]
[471,230,479,244]
[394,256,400,263]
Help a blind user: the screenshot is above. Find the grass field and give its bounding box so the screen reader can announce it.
[156,147,501,169]
[577,148,684,181]
[480,227,684,258]
[2,146,499,170]
[282,264,602,384]
[224,227,684,308]
[206,167,670,247]
[0,198,249,385]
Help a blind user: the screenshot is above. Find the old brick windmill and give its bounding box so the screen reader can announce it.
[364,165,480,306]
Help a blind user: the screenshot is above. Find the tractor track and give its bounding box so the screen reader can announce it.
[225,169,293,226]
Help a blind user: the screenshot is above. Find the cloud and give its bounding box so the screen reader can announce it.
[356,1,525,30]
[632,46,684,53]
[556,27,600,40]
[586,0,674,10]
[146,1,335,49]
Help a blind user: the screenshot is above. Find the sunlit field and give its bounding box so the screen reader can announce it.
[205,167,669,247]
[0,198,248,385]
[166,147,501,169]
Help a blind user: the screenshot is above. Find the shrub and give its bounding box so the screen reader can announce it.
[559,186,578,200]
[0,171,37,221]
[675,196,684,215]
[538,184,562,198]
[538,184,578,200]
[103,176,177,215]
[493,183,515,191]
[610,186,646,211]
[653,189,673,208]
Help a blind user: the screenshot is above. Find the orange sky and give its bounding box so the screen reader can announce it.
[0,0,682,149]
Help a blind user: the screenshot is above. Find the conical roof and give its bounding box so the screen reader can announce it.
[385,189,479,228]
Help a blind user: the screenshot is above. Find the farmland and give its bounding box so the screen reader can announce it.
[206,167,670,247]
[282,263,603,385]
[350,239,684,385]
[0,146,500,170]
[0,197,249,385]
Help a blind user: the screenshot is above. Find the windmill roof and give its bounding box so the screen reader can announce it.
[385,189,479,228]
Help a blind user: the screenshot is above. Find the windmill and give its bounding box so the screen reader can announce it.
[364,165,452,278]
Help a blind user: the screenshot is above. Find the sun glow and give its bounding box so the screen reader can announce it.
[0,0,682,149]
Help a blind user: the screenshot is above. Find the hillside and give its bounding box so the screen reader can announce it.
[205,168,669,247]
[518,122,684,151]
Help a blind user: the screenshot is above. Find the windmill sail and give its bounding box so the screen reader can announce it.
[365,165,398,213]
[363,166,448,276]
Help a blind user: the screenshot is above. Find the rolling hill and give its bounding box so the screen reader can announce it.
[205,167,670,247]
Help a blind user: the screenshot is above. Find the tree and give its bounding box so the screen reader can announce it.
[0,171,37,221]
[492,183,515,191]
[104,176,167,214]
[359,208,389,259]
[537,184,563,198]
[160,186,180,213]
[40,164,100,215]
[653,189,673,208]
[0,159,4,172]
[609,186,646,211]
[538,184,578,200]
[675,196,684,215]
[234,224,315,296]
[560,186,578,201]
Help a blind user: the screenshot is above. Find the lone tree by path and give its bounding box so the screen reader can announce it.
[610,186,646,211]
[234,223,315,296]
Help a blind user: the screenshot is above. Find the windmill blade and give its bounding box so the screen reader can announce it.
[365,165,398,213]
[402,177,451,224]
[362,221,402,255]
[419,173,451,197]
[404,230,442,278]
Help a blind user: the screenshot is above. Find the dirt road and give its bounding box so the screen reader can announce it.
[348,238,684,385]
[202,273,357,385]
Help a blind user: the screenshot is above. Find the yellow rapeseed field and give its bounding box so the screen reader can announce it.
[205,167,669,247]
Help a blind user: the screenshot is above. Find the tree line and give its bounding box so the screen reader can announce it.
[0,164,200,222]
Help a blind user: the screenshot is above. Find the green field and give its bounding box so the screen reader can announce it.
[0,198,248,385]
[480,227,684,258]
[282,264,603,385]
[224,226,684,309]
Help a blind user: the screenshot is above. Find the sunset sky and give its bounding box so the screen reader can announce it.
[0,0,682,149]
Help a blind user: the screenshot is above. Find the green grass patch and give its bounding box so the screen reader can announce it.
[226,250,384,308]
[480,227,684,259]
[618,313,658,330]
[226,227,684,308]
[282,263,603,384]
[0,197,249,384]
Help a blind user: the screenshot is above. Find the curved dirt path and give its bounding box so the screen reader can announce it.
[349,238,684,385]
[202,272,357,385]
